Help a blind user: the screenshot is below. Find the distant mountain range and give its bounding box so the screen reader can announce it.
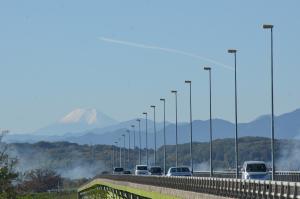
[4,108,300,147]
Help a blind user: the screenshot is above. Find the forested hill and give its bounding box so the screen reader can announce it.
[6,137,300,179]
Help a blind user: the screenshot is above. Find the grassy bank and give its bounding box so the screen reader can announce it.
[17,191,77,199]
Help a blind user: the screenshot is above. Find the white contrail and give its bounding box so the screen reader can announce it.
[98,37,233,70]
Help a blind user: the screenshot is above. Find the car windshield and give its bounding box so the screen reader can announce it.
[150,167,162,173]
[170,167,190,173]
[180,167,190,172]
[246,164,267,172]
[137,166,147,170]
[170,168,176,173]
[114,168,124,172]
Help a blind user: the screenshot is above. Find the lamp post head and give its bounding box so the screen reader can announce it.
[122,134,125,137]
[185,80,191,84]
[228,49,237,54]
[131,125,135,128]
[263,24,274,29]
[150,105,156,108]
[204,66,211,71]
[136,119,140,122]
[126,129,130,133]
[114,141,118,144]
[171,90,177,93]
[143,112,147,115]
[160,98,165,101]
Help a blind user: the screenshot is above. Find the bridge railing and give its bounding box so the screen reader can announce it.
[275,171,300,182]
[96,175,300,199]
[193,171,236,178]
[193,171,300,182]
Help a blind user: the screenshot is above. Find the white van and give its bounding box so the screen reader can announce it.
[135,165,149,175]
[241,161,270,180]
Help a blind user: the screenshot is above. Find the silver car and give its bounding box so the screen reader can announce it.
[166,167,192,176]
[241,161,270,180]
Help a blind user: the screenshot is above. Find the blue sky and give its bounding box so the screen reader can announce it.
[1,0,300,133]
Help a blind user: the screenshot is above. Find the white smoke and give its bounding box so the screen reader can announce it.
[276,140,300,171]
[56,160,106,179]
[194,161,210,171]
[7,144,109,179]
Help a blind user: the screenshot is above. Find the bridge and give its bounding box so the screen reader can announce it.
[78,172,300,199]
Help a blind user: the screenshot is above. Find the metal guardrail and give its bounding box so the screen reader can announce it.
[193,171,300,182]
[193,171,236,178]
[275,172,300,182]
[94,175,300,199]
[78,183,150,199]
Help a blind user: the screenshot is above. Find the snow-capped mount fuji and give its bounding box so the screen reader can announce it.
[35,108,118,136]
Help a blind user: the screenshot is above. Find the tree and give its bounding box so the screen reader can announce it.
[0,130,18,199]
[20,168,62,193]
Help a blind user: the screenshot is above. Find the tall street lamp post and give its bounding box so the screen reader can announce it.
[143,112,149,166]
[136,119,142,165]
[126,129,131,170]
[119,138,121,167]
[171,90,178,167]
[111,144,114,170]
[160,98,167,174]
[122,134,126,168]
[114,141,118,168]
[263,24,275,180]
[131,125,136,164]
[185,80,193,173]
[204,66,213,177]
[150,105,157,165]
[228,49,239,179]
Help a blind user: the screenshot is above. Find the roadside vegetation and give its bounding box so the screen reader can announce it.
[0,131,18,198]
[1,132,88,199]
[17,191,77,199]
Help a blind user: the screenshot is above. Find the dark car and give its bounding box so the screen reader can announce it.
[149,166,163,175]
[123,170,131,175]
[113,167,124,175]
